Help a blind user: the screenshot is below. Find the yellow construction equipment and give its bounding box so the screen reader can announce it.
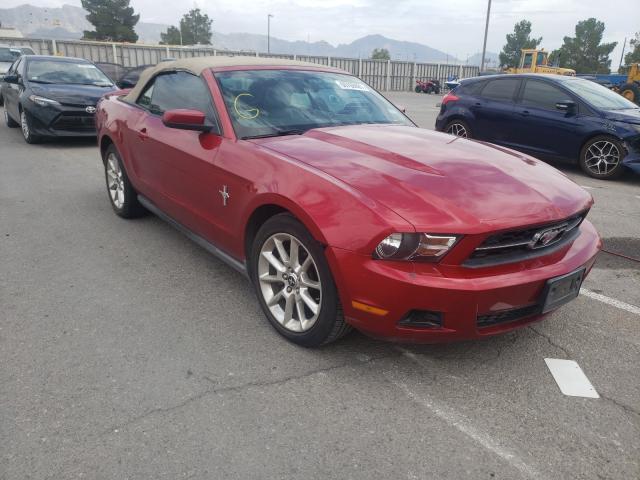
[505,49,576,76]
[615,64,640,104]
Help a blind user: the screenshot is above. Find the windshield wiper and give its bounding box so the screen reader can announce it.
[28,79,57,84]
[241,129,307,140]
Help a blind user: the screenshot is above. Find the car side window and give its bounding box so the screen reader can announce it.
[151,71,217,117]
[9,57,22,77]
[520,80,570,111]
[137,71,219,130]
[137,82,154,109]
[480,79,519,103]
[16,58,26,78]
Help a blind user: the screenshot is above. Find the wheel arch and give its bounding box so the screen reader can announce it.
[99,134,114,163]
[242,195,329,267]
[578,131,626,162]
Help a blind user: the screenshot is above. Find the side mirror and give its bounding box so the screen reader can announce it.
[3,74,19,84]
[162,109,213,132]
[555,100,576,112]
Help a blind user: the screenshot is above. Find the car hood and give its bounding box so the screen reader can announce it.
[601,108,640,125]
[256,125,593,233]
[30,83,117,106]
[0,61,12,74]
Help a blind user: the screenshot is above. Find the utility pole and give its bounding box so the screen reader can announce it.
[267,14,274,53]
[480,0,492,72]
[619,37,627,71]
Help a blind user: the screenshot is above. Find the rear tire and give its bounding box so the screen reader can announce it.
[444,119,472,138]
[250,213,351,347]
[103,144,147,218]
[619,83,640,105]
[579,135,626,180]
[4,107,18,128]
[414,85,422,93]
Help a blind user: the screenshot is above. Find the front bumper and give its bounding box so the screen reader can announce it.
[327,220,601,343]
[24,102,97,138]
[622,136,640,174]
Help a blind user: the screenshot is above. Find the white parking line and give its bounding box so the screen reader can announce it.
[580,288,640,316]
[390,349,542,479]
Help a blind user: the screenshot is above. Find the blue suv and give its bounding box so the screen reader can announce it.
[435,74,640,180]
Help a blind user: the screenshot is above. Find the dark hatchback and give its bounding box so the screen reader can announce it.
[435,74,640,179]
[1,55,117,143]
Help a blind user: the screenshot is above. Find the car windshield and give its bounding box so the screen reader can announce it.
[0,47,16,62]
[26,60,114,86]
[562,78,638,110]
[215,69,412,139]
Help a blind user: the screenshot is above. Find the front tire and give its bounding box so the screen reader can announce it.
[20,110,41,144]
[4,107,18,128]
[251,214,351,347]
[414,85,422,93]
[103,144,147,218]
[444,119,472,138]
[579,135,626,180]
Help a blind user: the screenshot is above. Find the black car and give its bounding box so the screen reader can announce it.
[435,74,640,179]
[1,55,118,143]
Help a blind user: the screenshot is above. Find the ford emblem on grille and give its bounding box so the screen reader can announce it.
[86,106,96,114]
[528,225,567,249]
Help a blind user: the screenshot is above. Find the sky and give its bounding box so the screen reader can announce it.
[4,0,639,65]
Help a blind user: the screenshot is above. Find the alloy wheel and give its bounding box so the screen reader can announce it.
[106,153,125,209]
[584,140,620,176]
[20,111,30,140]
[446,122,467,138]
[257,233,322,333]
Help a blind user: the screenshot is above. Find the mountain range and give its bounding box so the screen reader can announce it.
[0,3,496,65]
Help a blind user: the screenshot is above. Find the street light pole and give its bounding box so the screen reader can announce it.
[267,14,274,53]
[480,0,492,72]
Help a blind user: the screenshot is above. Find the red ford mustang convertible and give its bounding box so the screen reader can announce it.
[96,57,601,347]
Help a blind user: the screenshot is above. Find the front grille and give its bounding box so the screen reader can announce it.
[464,211,587,268]
[52,113,96,132]
[477,304,540,328]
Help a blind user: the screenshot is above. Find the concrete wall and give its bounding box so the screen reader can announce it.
[0,37,480,91]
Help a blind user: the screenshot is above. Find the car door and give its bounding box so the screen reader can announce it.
[128,70,225,239]
[471,77,520,145]
[511,78,585,159]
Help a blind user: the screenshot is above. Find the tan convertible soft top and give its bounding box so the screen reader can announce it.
[123,55,343,102]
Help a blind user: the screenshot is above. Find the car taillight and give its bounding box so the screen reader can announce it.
[441,93,459,105]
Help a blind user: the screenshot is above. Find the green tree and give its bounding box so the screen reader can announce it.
[160,8,212,46]
[499,20,542,68]
[624,32,640,65]
[160,26,182,45]
[553,18,617,73]
[81,0,139,43]
[371,48,390,60]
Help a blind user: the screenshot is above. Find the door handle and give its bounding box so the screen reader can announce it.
[520,110,530,116]
[474,102,482,107]
[137,127,148,140]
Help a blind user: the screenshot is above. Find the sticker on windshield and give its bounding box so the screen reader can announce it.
[77,64,97,69]
[335,80,369,91]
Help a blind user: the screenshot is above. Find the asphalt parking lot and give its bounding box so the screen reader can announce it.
[1,96,639,479]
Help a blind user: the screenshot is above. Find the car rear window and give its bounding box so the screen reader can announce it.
[480,78,520,102]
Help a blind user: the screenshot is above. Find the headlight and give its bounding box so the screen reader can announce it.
[29,95,60,107]
[373,233,460,261]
